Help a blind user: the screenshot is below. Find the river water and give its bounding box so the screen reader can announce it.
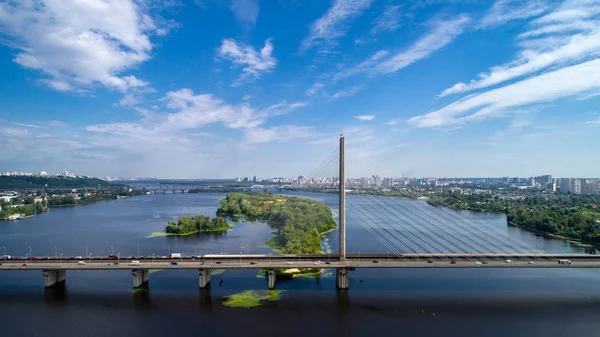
[1,192,600,337]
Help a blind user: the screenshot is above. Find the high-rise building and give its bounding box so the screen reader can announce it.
[372,175,381,187]
[382,177,394,188]
[559,178,571,194]
[570,179,581,194]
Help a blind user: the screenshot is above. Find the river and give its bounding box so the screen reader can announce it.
[1,191,600,337]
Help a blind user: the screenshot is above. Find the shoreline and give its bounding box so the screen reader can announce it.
[430,202,599,250]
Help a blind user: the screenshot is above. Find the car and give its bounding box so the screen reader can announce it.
[482,261,488,264]
[505,260,513,263]
[171,261,178,265]
[286,261,294,265]
[427,260,433,264]
[22,263,28,267]
[216,261,222,265]
[529,261,535,264]
[450,260,457,264]
[325,261,331,265]
[475,261,482,265]
[372,260,379,264]
[0,263,3,266]
[28,256,36,260]
[113,262,119,265]
[75,256,83,259]
[250,261,257,265]
[316,260,323,264]
[130,261,141,266]
[77,261,86,265]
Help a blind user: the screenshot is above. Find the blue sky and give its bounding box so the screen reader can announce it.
[0,0,599,179]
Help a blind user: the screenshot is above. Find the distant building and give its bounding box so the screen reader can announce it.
[559,178,571,194]
[372,175,381,187]
[571,179,581,194]
[39,171,48,177]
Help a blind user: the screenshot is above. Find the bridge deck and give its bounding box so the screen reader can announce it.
[1,254,598,270]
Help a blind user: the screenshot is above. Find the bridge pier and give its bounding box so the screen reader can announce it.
[42,269,66,288]
[198,269,211,288]
[336,268,349,290]
[267,269,276,289]
[132,269,149,288]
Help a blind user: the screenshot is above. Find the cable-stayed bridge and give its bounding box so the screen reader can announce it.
[1,135,596,291]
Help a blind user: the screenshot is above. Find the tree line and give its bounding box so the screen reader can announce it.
[165,215,229,234]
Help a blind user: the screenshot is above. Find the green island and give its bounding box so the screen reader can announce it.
[223,290,283,308]
[164,215,231,235]
[427,193,600,246]
[217,192,337,254]
[217,192,336,279]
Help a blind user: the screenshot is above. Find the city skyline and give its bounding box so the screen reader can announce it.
[1,0,600,178]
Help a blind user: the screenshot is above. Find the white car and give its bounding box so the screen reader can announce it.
[505,260,513,263]
[77,261,86,265]
[475,261,482,265]
[286,261,294,265]
[130,261,141,266]
[529,261,535,264]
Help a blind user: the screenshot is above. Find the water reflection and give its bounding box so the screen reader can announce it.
[43,284,68,306]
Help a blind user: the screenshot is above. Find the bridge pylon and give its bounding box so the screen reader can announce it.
[339,134,346,261]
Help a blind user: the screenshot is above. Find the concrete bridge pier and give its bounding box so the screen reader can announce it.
[42,269,66,288]
[336,268,349,290]
[267,269,276,289]
[132,269,149,288]
[198,269,211,288]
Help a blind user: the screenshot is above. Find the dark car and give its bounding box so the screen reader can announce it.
[22,263,28,267]
[482,261,488,264]
[372,260,379,263]
[216,261,222,265]
[325,261,331,265]
[250,261,257,265]
[171,261,178,265]
[427,260,433,263]
[450,260,457,264]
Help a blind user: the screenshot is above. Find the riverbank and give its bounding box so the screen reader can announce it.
[428,194,600,249]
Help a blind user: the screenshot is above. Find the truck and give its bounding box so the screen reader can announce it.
[169,253,182,258]
[558,259,572,265]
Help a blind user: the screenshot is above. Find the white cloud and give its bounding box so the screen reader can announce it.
[331,15,469,83]
[387,119,402,125]
[355,114,375,121]
[88,89,308,136]
[371,4,402,34]
[218,38,277,86]
[230,0,259,26]
[373,15,470,75]
[441,0,600,97]
[300,0,374,53]
[0,0,163,92]
[243,125,314,144]
[0,126,30,137]
[397,142,413,148]
[478,0,548,28]
[305,82,326,96]
[585,116,600,124]
[331,85,364,99]
[440,32,600,97]
[410,58,600,128]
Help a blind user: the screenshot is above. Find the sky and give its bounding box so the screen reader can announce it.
[0,0,599,179]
